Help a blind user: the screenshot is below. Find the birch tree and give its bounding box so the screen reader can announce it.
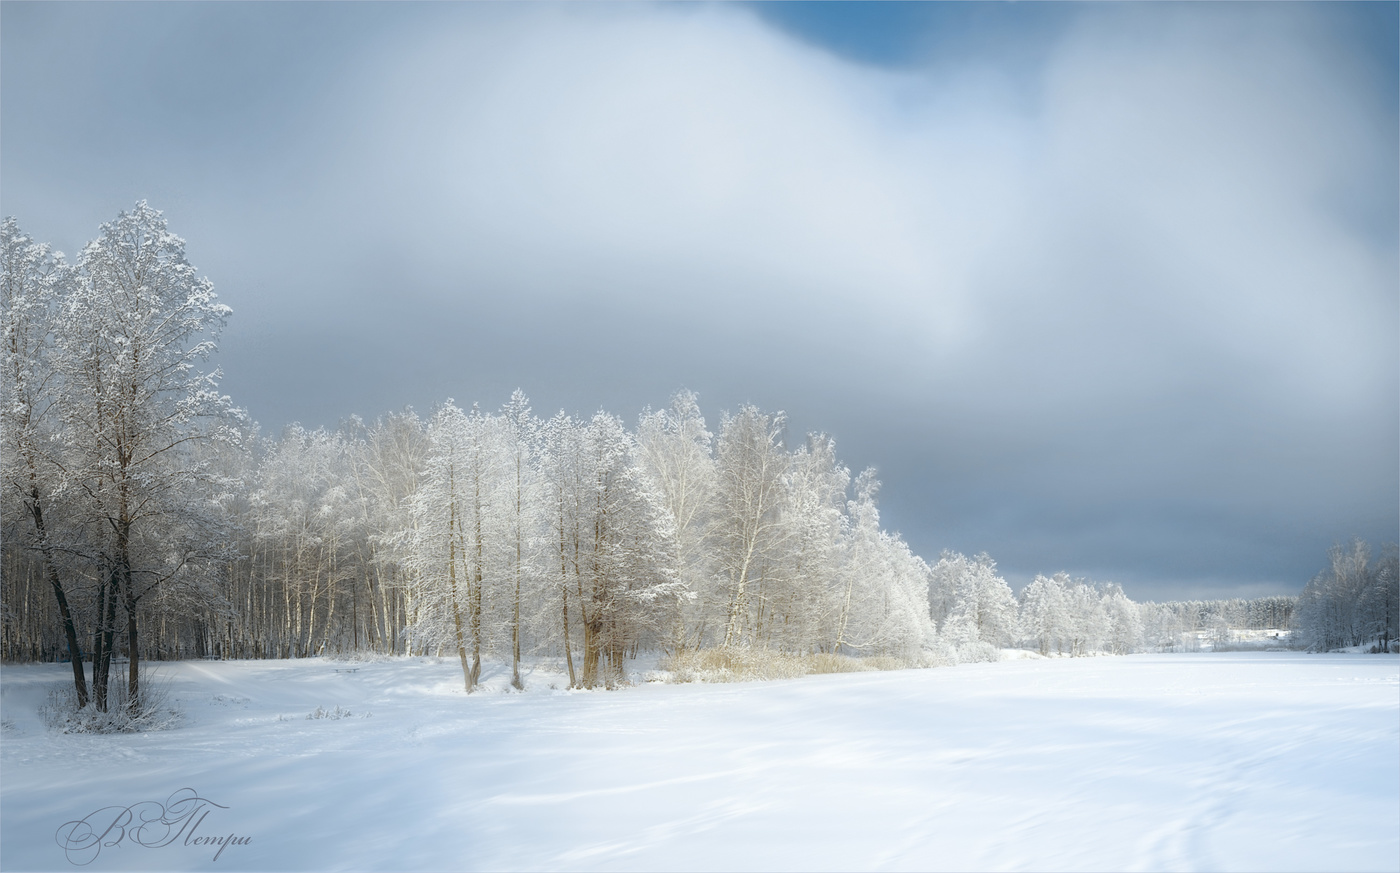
[574,412,683,686]
[498,390,541,689]
[1102,584,1143,654]
[0,219,88,705]
[353,411,426,654]
[767,434,848,653]
[403,403,478,689]
[57,203,243,711]
[1020,573,1068,655]
[636,390,716,651]
[713,405,789,649]
[834,470,933,659]
[539,411,585,685]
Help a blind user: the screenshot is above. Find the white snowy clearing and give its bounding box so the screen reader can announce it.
[2,653,1396,872]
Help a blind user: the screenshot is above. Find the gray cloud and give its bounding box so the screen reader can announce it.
[2,2,1394,599]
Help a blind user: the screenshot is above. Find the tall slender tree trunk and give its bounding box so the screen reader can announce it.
[468,468,483,688]
[559,501,576,688]
[115,512,141,713]
[578,542,597,688]
[511,484,523,690]
[723,545,757,649]
[447,465,473,692]
[92,569,116,711]
[323,542,339,655]
[121,574,139,710]
[26,491,87,707]
[581,619,600,688]
[6,290,88,705]
[469,561,483,686]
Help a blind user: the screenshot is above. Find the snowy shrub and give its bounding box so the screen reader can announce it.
[306,705,361,720]
[917,640,958,668]
[39,668,181,734]
[953,640,1002,664]
[937,612,1003,664]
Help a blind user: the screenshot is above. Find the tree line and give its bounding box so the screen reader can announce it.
[3,205,1390,716]
[2,205,933,702]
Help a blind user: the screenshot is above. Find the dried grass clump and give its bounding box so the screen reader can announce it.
[661,647,808,683]
[661,648,910,683]
[803,653,908,674]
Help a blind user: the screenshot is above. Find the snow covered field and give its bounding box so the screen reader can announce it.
[2,653,1396,872]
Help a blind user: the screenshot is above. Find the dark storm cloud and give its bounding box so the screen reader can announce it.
[2,2,1395,600]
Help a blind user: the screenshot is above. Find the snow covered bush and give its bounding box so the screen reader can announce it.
[39,667,181,734]
[306,705,367,720]
[938,612,1001,663]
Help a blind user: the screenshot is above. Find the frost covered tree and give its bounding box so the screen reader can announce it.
[346,411,427,655]
[498,390,542,689]
[6,208,974,685]
[831,470,933,659]
[363,411,430,654]
[1297,539,1399,652]
[1101,584,1144,654]
[1062,581,1108,656]
[1,219,89,704]
[635,390,716,651]
[249,426,363,659]
[44,203,242,711]
[1137,601,1187,652]
[1018,573,1117,656]
[455,404,499,684]
[928,550,1017,660]
[1019,573,1068,655]
[573,412,684,685]
[1097,587,1142,654]
[401,404,479,689]
[402,400,541,687]
[1364,546,1399,650]
[766,434,848,653]
[538,410,586,684]
[205,414,419,662]
[713,405,790,649]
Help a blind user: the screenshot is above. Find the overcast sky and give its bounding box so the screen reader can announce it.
[3,1,1396,600]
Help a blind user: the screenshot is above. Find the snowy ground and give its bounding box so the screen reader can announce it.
[2,653,1396,872]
